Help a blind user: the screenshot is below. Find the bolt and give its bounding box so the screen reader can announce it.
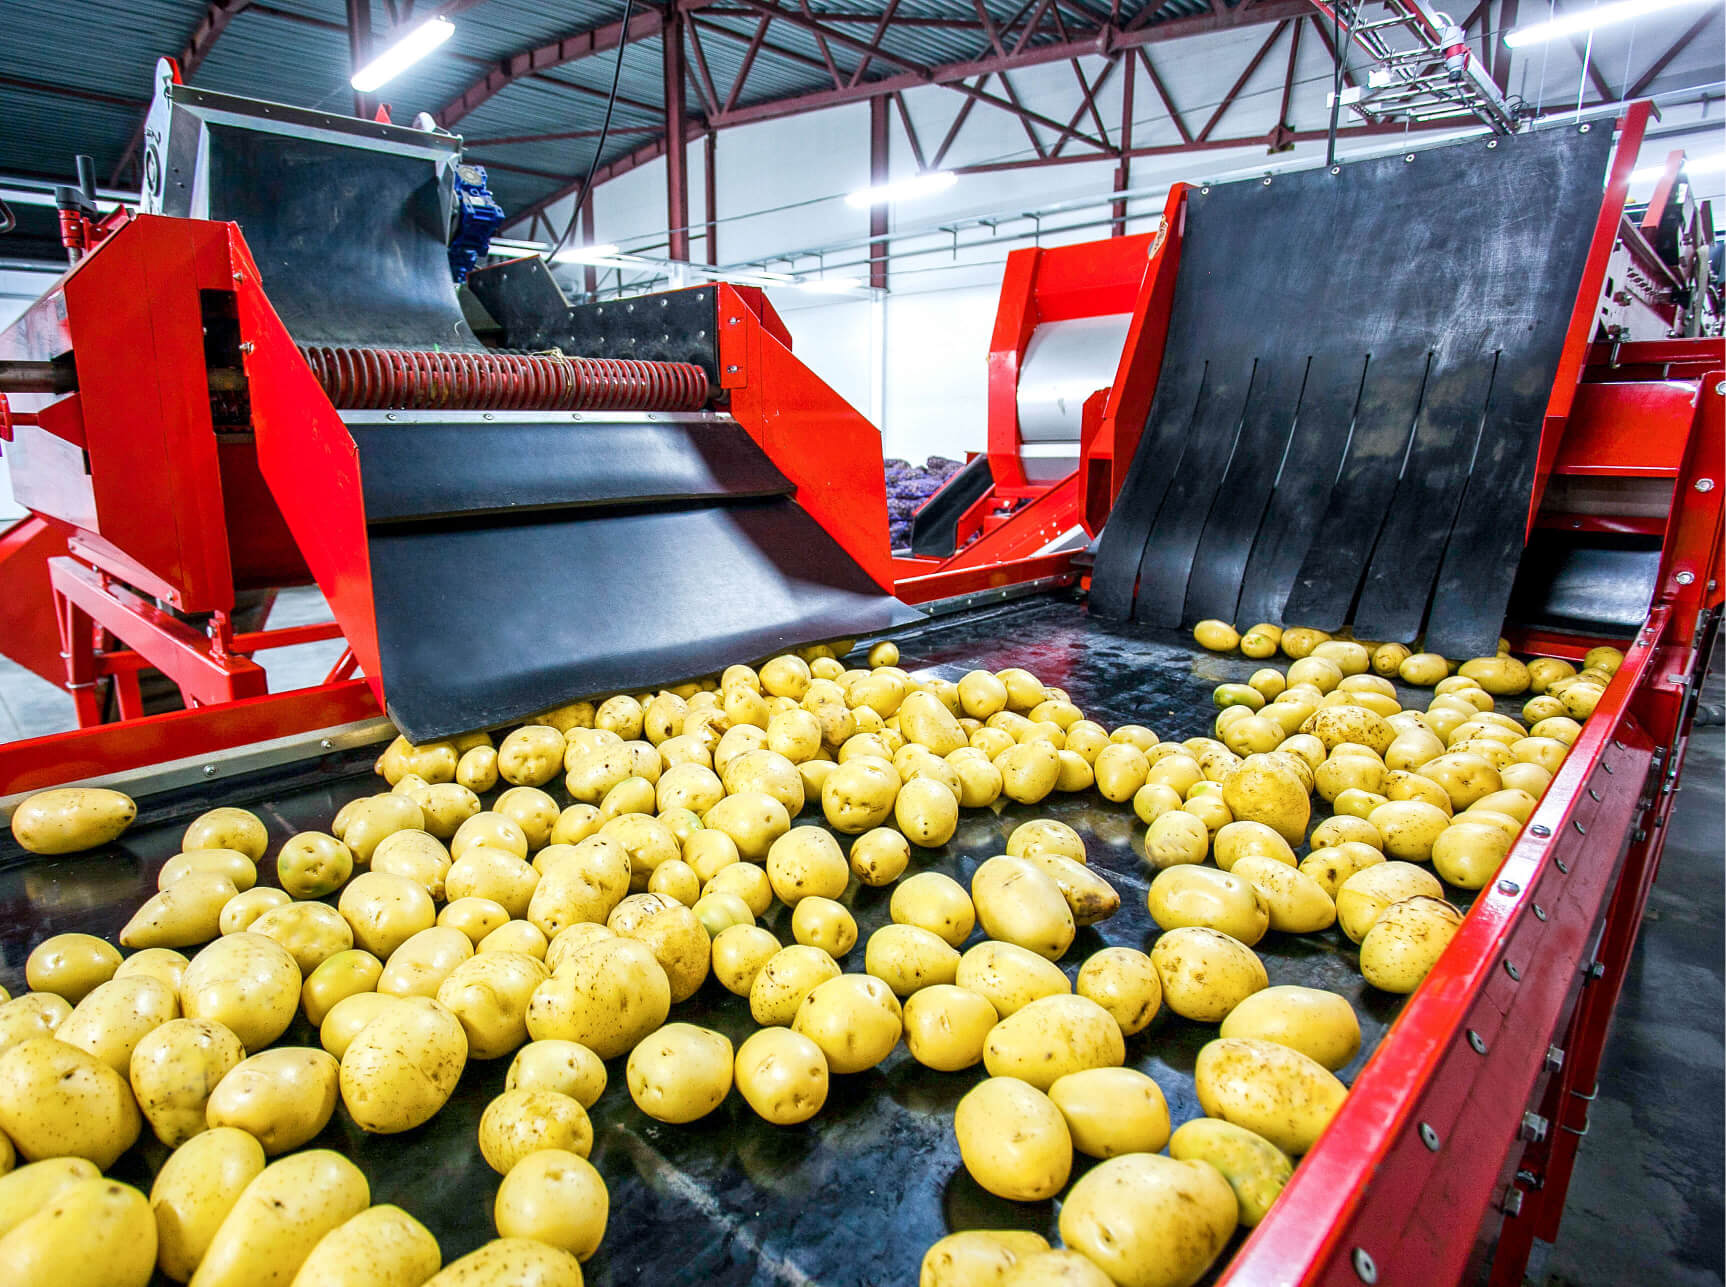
[1545,1046,1565,1073]
[1520,1112,1549,1141]
[202,765,217,777]
[1487,139,1498,148]
[1330,165,1341,174]
[1503,1189,1525,1217]
[238,341,254,355]
[1529,823,1551,838]
[1697,477,1716,491]
[1579,122,1592,133]
[1534,903,1548,920]
[320,738,334,750]
[1498,879,1520,895]
[1505,960,1521,981]
[1262,176,1273,186]
[1419,1122,1441,1150]
[1574,818,1588,835]
[1405,153,1416,162]
[1676,571,1695,585]
[1200,185,1211,194]
[1468,1029,1488,1054]
[1556,858,1570,874]
[726,365,739,373]
[232,270,244,282]
[1352,1248,1378,1283]
[1517,1169,1545,1190]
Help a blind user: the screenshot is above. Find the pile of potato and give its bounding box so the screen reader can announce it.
[0,622,1619,1287]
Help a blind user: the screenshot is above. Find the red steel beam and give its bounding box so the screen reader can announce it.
[869,95,889,290]
[686,17,723,116]
[665,8,692,261]
[848,0,904,86]
[719,15,771,113]
[1139,49,1193,143]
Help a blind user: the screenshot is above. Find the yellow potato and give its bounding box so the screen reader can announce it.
[763,827,848,907]
[180,933,301,1051]
[451,812,529,861]
[820,757,901,835]
[1072,947,1160,1036]
[219,887,291,936]
[445,846,540,919]
[479,1089,592,1173]
[457,745,499,793]
[983,994,1123,1090]
[275,832,354,900]
[789,896,856,958]
[114,947,190,994]
[1220,985,1360,1070]
[338,796,426,865]
[1431,820,1514,889]
[1457,655,1531,695]
[1011,851,1118,928]
[1398,652,1450,686]
[495,785,560,848]
[0,1157,101,1240]
[626,1022,733,1122]
[440,898,512,945]
[1211,820,1295,872]
[0,1037,139,1167]
[338,872,437,959]
[1195,1036,1346,1155]
[1169,1117,1292,1227]
[891,871,976,947]
[318,994,401,1061]
[506,1040,606,1109]
[1231,854,1337,935]
[792,974,903,1074]
[848,828,910,887]
[954,1076,1071,1201]
[412,783,483,841]
[289,1204,442,1287]
[1059,1152,1236,1287]
[1336,861,1444,942]
[1147,866,1268,944]
[1193,620,1240,651]
[378,926,474,999]
[437,951,549,1060]
[492,1149,607,1265]
[148,1126,264,1281]
[994,741,1061,804]
[525,938,669,1058]
[709,924,779,998]
[338,995,468,1134]
[732,1027,829,1125]
[25,933,121,1004]
[129,1017,247,1147]
[702,791,792,860]
[526,840,631,938]
[421,1238,582,1285]
[52,974,177,1076]
[497,725,566,788]
[250,901,355,975]
[205,1047,338,1155]
[1150,926,1267,1022]
[621,902,709,1004]
[480,919,548,958]
[156,849,255,895]
[900,983,997,1073]
[703,863,773,917]
[1047,1066,1169,1160]
[192,1149,369,1287]
[920,1231,1050,1287]
[970,856,1075,961]
[0,1175,156,1287]
[956,941,1070,1017]
[1220,758,1309,846]
[9,787,137,855]
[1360,895,1464,992]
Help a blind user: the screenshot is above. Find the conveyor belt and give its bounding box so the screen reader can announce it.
[1092,124,1614,654]
[0,594,1509,1287]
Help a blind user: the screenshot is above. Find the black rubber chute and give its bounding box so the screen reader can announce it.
[910,455,994,558]
[1091,123,1616,655]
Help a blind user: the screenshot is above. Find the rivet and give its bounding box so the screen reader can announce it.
[1330,165,1341,174]
[1504,959,1521,981]
[1498,879,1520,895]
[1573,819,1587,835]
[1579,122,1592,132]
[1588,787,1600,801]
[1419,1122,1441,1150]
[1404,153,1416,162]
[1698,477,1716,491]
[202,764,217,777]
[1353,1248,1378,1283]
[726,364,739,373]
[1486,139,1498,149]
[1467,1029,1487,1054]
[1534,903,1548,920]
[1676,571,1695,585]
[1529,824,1551,838]
[1556,858,1570,873]
[320,738,334,750]
[482,412,494,421]
[1200,185,1211,194]
[1262,176,1273,185]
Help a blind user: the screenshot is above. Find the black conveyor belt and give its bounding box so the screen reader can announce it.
[0,595,1513,1287]
[1092,124,1615,656]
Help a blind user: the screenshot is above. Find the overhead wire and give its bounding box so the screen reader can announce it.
[550,0,636,260]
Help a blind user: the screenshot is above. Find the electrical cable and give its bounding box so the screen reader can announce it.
[550,0,635,260]
[0,198,14,235]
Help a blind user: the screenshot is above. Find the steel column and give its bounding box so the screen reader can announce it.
[664,9,692,262]
[1112,55,1133,235]
[704,130,719,267]
[347,0,374,120]
[869,95,889,291]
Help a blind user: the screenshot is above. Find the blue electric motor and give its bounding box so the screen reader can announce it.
[448,163,506,283]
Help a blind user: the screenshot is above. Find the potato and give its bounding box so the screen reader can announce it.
[0,995,68,1060]
[862,923,958,997]
[1397,651,1449,686]
[1219,758,1309,847]
[1149,927,1266,1023]
[8,787,136,855]
[130,1017,247,1147]
[204,1047,338,1155]
[25,933,121,1004]
[51,974,177,1078]
[289,1205,442,1287]
[1210,821,1294,873]
[495,725,565,789]
[457,745,499,793]
[1059,1152,1235,1287]
[1169,1118,1292,1227]
[1335,861,1443,942]
[440,898,512,945]
[1193,620,1240,651]
[1360,895,1464,992]
[485,1152,607,1271]
[1231,855,1337,936]
[954,1076,1071,1201]
[706,925,776,998]
[0,1037,139,1168]
[1430,820,1513,889]
[891,872,975,947]
[626,1022,733,1123]
[506,1040,605,1108]
[451,812,529,861]
[1140,810,1207,870]
[970,856,1075,961]
[787,974,900,1075]
[481,919,548,957]
[115,947,190,994]
[703,862,773,917]
[920,1231,1051,1287]
[377,926,473,1000]
[1456,654,1531,695]
[479,1089,592,1173]
[1147,866,1268,945]
[525,938,669,1058]
[700,792,790,862]
[844,828,907,888]
[790,896,856,958]
[887,776,956,848]
[1048,1066,1170,1158]
[192,1149,369,1287]
[437,951,548,1060]
[318,994,401,1060]
[994,741,1061,804]
[955,940,1071,1019]
[340,796,427,865]
[0,1157,101,1241]
[0,1175,155,1286]
[218,887,291,936]
[622,903,709,1003]
[275,832,354,900]
[527,840,631,938]
[981,994,1123,1090]
[893,983,994,1073]
[249,902,353,977]
[445,846,540,920]
[181,933,300,1051]
[1195,1036,1346,1155]
[1011,852,1118,930]
[1219,984,1360,1071]
[148,1127,264,1281]
[1064,949,1158,1041]
[815,757,895,834]
[122,870,240,951]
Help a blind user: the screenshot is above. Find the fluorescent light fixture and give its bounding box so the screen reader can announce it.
[1630,154,1725,184]
[1503,0,1710,49]
[845,170,957,209]
[351,16,455,93]
[552,242,621,264]
[488,237,551,255]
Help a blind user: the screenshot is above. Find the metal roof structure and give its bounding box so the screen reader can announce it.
[2,0,1721,261]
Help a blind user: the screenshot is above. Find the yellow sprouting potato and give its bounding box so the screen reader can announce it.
[25,933,121,1005]
[626,1022,733,1123]
[954,1076,1071,1201]
[437,951,549,1060]
[288,1204,442,1287]
[1169,1117,1293,1227]
[1220,985,1361,1070]
[191,1149,370,1287]
[250,901,355,976]
[420,1238,583,1286]
[205,1047,339,1156]
[525,938,669,1059]
[970,856,1075,961]
[1195,1036,1346,1155]
[0,1037,140,1168]
[920,1231,1051,1287]
[1335,861,1444,943]
[1360,895,1465,992]
[1059,1152,1236,1287]
[275,832,354,900]
[983,994,1123,1091]
[1048,1066,1169,1159]
[0,1175,156,1287]
[148,1127,265,1281]
[1150,926,1267,1022]
[130,1017,247,1148]
[479,1089,592,1174]
[956,941,1070,1018]
[1147,866,1268,945]
[180,933,301,1052]
[901,984,996,1073]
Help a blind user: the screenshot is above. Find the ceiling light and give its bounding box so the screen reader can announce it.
[845,171,957,209]
[488,237,551,255]
[1503,0,1710,49]
[351,17,455,93]
[552,242,621,264]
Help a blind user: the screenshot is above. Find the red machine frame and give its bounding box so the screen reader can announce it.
[0,103,1721,1287]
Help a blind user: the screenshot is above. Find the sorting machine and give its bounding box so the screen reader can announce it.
[0,71,1720,1286]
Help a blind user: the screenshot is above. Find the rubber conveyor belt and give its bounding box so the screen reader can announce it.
[1091,123,1614,656]
[0,595,1521,1287]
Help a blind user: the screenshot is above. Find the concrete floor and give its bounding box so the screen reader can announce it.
[0,599,1719,1284]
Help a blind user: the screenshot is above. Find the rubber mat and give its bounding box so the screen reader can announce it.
[1092,123,1615,654]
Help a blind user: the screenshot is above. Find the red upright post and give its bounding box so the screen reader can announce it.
[1112,56,1134,236]
[664,10,691,262]
[869,96,889,291]
[704,130,719,267]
